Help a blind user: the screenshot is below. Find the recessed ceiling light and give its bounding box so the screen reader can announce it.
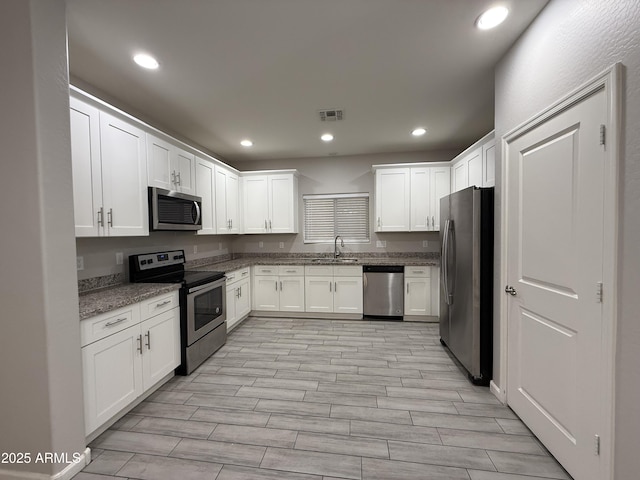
[476,6,509,30]
[133,53,159,70]
[321,133,334,142]
[412,127,427,137]
[240,139,253,147]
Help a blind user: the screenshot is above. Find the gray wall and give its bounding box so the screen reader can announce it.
[230,150,460,255]
[493,0,640,477]
[0,1,85,477]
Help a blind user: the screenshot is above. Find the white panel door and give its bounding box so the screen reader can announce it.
[196,158,216,235]
[235,277,251,319]
[279,277,305,312]
[482,139,496,187]
[174,148,196,195]
[243,175,269,233]
[147,134,173,191]
[215,166,230,234]
[409,167,430,231]
[100,112,148,236]
[253,275,279,311]
[429,166,451,231]
[141,309,180,390]
[69,97,103,237]
[225,284,238,330]
[467,149,483,187]
[506,88,607,480]
[226,171,240,233]
[269,174,296,233]
[404,277,431,316]
[451,160,468,193]
[305,277,333,313]
[375,168,410,231]
[82,326,143,435]
[334,277,363,314]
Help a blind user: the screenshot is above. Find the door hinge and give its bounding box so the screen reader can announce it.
[595,434,601,455]
[596,282,603,303]
[599,125,606,146]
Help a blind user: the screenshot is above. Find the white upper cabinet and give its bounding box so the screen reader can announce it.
[195,157,216,235]
[374,164,450,232]
[242,172,298,234]
[450,131,495,192]
[215,165,240,234]
[70,94,148,237]
[147,134,196,195]
[374,168,411,231]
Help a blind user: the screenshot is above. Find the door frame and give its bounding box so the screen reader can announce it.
[497,63,621,480]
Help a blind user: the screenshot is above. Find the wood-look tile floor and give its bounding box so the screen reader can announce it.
[78,317,572,480]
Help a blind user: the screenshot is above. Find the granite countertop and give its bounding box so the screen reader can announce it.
[191,255,439,274]
[78,283,180,321]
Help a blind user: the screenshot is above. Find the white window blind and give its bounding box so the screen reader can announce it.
[303,193,369,243]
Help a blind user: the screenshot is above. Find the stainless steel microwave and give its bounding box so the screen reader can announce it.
[149,187,202,231]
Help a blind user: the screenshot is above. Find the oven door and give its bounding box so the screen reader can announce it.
[186,277,226,345]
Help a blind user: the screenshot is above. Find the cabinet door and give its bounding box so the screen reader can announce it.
[226,171,240,233]
[410,167,430,231]
[141,309,180,390]
[279,276,305,312]
[334,277,363,314]
[215,166,230,234]
[174,147,196,195]
[452,160,468,193]
[404,277,431,316]
[243,175,269,233]
[147,134,173,191]
[82,326,143,435]
[100,111,148,236]
[196,158,216,235]
[482,138,496,187]
[235,277,252,319]
[253,275,279,311]
[70,97,103,237]
[467,148,483,188]
[430,167,451,231]
[304,277,333,313]
[269,174,297,233]
[430,266,440,316]
[226,284,238,330]
[375,168,410,231]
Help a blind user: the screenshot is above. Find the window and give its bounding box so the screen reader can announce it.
[303,193,370,243]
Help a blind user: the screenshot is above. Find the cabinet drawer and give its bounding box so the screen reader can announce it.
[405,266,431,277]
[254,265,279,276]
[81,305,140,347]
[279,265,304,276]
[333,265,363,277]
[226,267,250,285]
[140,291,179,321]
[304,265,333,277]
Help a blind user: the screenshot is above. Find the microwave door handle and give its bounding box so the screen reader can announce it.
[193,201,201,225]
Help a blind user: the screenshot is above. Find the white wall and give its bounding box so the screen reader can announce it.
[0,1,85,477]
[494,0,640,477]
[230,150,460,255]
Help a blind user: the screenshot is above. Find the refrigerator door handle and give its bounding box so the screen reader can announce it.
[442,219,450,303]
[443,219,455,305]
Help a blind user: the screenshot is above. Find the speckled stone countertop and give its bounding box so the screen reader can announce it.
[190,254,439,274]
[78,283,180,321]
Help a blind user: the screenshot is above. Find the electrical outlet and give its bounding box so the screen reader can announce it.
[115,252,123,265]
[376,240,387,248]
[76,256,84,271]
[423,240,429,248]
[218,242,222,250]
[193,244,198,254]
[279,242,284,249]
[259,241,264,248]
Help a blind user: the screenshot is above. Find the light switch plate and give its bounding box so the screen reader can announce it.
[279,242,285,249]
[259,241,264,248]
[76,256,84,271]
[193,245,198,254]
[115,252,123,265]
[423,240,429,248]
[376,240,387,248]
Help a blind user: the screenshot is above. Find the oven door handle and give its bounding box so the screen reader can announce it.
[188,277,226,294]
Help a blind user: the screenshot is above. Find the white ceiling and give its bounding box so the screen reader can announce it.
[66,0,548,163]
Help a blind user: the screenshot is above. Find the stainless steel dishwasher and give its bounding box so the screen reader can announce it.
[363,265,404,318]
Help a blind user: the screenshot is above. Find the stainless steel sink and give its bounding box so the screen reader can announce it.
[310,258,359,263]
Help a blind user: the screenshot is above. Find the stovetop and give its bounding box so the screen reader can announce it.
[129,249,225,288]
[141,270,225,287]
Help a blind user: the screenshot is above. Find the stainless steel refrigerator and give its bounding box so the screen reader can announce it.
[439,186,494,385]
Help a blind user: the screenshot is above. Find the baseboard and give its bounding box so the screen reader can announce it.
[0,448,90,480]
[251,311,363,320]
[490,380,506,404]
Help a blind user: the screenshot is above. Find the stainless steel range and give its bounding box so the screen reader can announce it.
[129,250,226,375]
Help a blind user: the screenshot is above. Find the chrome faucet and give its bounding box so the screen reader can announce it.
[334,235,344,258]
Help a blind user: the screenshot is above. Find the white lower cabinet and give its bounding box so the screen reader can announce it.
[81,292,180,436]
[253,266,305,312]
[225,268,251,331]
[304,265,363,314]
[404,266,432,316]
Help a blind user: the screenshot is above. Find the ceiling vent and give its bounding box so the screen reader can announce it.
[318,109,344,121]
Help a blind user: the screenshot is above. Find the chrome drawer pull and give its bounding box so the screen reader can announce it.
[105,317,127,327]
[145,331,151,349]
[156,300,171,307]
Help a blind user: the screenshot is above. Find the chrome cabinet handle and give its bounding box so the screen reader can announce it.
[105,317,127,327]
[280,281,283,290]
[176,171,181,185]
[426,216,430,228]
[137,334,143,354]
[329,282,332,292]
[171,171,176,185]
[407,283,409,294]
[156,300,171,307]
[97,207,104,227]
[334,282,337,292]
[107,208,113,227]
[377,217,381,227]
[269,219,272,230]
[236,287,240,298]
[505,285,517,296]
[241,271,248,276]
[265,220,267,230]
[145,331,151,349]
[275,281,278,291]
[432,216,435,229]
